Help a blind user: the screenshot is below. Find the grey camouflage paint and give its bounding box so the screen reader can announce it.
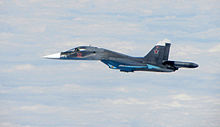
[44,42,198,72]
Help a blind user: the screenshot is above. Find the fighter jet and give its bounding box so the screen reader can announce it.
[44,40,198,72]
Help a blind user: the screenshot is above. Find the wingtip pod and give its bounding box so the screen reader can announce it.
[156,39,171,46]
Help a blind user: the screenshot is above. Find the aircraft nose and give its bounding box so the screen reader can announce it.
[43,53,61,59]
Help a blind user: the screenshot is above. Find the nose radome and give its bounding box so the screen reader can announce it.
[43,53,61,59]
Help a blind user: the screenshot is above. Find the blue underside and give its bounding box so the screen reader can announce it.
[101,60,161,72]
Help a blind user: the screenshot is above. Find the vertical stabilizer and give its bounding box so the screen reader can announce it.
[144,39,171,65]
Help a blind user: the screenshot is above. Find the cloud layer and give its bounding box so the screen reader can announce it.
[0,0,220,127]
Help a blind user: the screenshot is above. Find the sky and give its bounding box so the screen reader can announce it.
[0,0,220,127]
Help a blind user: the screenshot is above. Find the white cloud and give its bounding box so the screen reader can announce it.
[19,104,67,114]
[172,94,193,101]
[170,44,203,60]
[165,101,183,108]
[2,82,148,95]
[114,87,129,93]
[12,84,92,94]
[99,41,137,54]
[14,64,35,71]
[208,43,220,53]
[191,28,220,39]
[0,1,4,5]
[0,32,14,39]
[102,98,148,105]
[1,0,220,127]
[2,64,36,73]
[0,122,31,127]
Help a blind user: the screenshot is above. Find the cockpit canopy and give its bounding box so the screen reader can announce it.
[73,47,86,52]
[61,46,98,57]
[68,46,95,52]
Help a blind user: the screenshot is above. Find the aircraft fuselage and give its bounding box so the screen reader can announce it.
[44,40,198,72]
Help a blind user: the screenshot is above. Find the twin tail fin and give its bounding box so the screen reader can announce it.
[144,39,171,65]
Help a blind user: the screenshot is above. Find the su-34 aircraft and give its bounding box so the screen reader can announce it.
[44,40,198,72]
